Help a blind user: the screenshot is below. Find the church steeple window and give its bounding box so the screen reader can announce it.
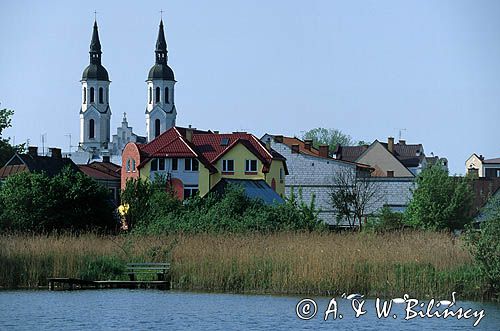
[156,87,161,103]
[89,119,95,139]
[99,87,104,103]
[90,87,95,103]
[155,119,161,137]
[149,87,152,104]
[83,87,87,104]
[165,87,169,103]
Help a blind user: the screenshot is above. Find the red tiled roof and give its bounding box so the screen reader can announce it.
[79,161,121,181]
[136,127,286,174]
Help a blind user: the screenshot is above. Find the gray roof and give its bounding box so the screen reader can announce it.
[211,178,284,205]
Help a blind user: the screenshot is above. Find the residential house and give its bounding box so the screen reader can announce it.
[0,147,80,180]
[261,134,375,225]
[333,137,446,213]
[466,154,500,178]
[79,160,121,205]
[121,126,288,203]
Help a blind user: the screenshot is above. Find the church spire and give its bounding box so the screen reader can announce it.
[89,20,102,65]
[155,19,168,64]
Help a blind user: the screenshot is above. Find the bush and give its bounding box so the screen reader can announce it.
[466,195,500,298]
[125,179,324,234]
[404,164,474,230]
[0,167,116,233]
[365,205,405,232]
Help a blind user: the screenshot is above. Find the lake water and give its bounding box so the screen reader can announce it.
[0,290,499,330]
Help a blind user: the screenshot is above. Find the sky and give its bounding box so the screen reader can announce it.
[0,0,499,174]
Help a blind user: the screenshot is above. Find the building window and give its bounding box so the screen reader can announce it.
[279,167,284,181]
[387,170,394,178]
[151,159,158,171]
[159,158,165,171]
[83,87,86,104]
[185,158,199,171]
[99,87,104,103]
[155,119,161,137]
[223,159,234,173]
[156,87,161,103]
[149,87,152,104]
[89,119,95,139]
[245,160,257,172]
[126,159,131,172]
[165,87,169,103]
[90,87,95,103]
[132,159,136,172]
[172,158,178,171]
[183,185,199,199]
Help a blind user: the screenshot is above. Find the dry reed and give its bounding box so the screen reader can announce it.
[0,231,485,299]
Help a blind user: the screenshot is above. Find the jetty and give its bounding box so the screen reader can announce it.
[48,263,170,291]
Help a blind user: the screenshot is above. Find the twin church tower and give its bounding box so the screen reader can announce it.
[78,19,176,161]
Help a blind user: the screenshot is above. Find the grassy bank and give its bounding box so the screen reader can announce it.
[0,231,488,300]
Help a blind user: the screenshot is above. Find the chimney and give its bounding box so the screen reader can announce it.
[274,135,283,143]
[304,139,313,151]
[28,146,38,157]
[49,148,62,159]
[388,137,394,154]
[291,144,299,154]
[399,139,406,145]
[319,145,329,158]
[102,155,110,163]
[186,126,194,142]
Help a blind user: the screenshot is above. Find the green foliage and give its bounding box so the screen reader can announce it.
[126,179,324,234]
[365,205,405,232]
[0,167,116,233]
[302,128,354,152]
[0,108,24,166]
[466,195,500,298]
[404,164,474,230]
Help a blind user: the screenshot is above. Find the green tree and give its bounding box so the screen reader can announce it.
[302,128,354,152]
[466,194,500,298]
[0,167,115,232]
[404,164,474,230]
[0,108,21,166]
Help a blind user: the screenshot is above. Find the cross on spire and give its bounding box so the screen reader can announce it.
[160,10,163,20]
[94,10,97,21]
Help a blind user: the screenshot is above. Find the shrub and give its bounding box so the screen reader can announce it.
[365,205,405,232]
[0,167,116,233]
[466,195,500,298]
[404,164,474,230]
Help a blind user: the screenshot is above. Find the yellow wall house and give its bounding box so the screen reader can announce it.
[122,126,288,203]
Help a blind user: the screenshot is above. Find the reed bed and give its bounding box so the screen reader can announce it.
[0,231,485,300]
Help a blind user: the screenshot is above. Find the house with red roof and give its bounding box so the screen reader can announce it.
[79,161,121,205]
[121,126,288,202]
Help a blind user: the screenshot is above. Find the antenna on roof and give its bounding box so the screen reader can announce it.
[395,128,407,141]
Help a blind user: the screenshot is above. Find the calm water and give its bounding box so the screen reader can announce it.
[0,290,499,330]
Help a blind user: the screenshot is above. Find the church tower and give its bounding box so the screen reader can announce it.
[79,20,111,154]
[146,19,176,142]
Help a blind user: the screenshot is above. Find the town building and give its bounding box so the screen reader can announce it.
[333,137,448,177]
[261,134,373,225]
[71,19,176,165]
[0,147,79,180]
[466,154,500,178]
[78,161,121,205]
[122,127,287,203]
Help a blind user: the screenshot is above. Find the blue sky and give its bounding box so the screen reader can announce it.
[0,0,499,174]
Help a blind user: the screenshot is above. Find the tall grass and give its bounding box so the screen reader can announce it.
[0,231,487,300]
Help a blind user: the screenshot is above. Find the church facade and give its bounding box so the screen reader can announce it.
[71,19,177,164]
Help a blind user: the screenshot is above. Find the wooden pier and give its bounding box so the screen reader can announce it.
[48,263,171,291]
